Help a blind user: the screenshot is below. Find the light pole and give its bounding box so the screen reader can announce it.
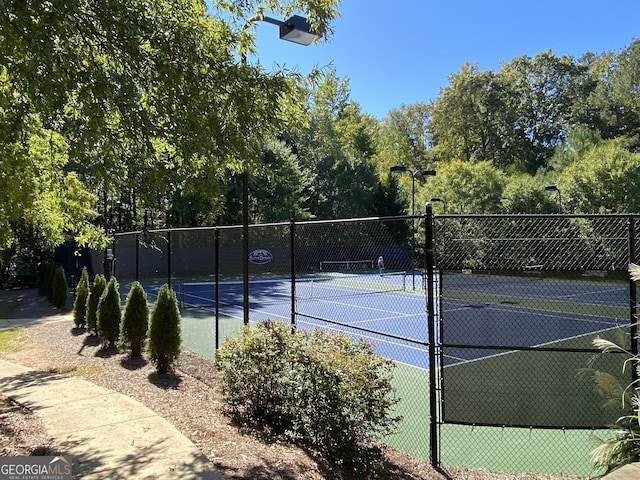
[241,15,319,325]
[390,165,436,288]
[545,185,562,213]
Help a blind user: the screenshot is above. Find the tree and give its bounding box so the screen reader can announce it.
[119,281,149,358]
[248,138,308,223]
[426,160,505,214]
[73,267,90,327]
[148,284,181,374]
[294,72,380,219]
[589,40,640,150]
[496,50,595,173]
[50,266,68,309]
[86,274,106,334]
[0,0,341,246]
[378,102,432,174]
[97,277,121,348]
[501,175,559,214]
[429,63,506,165]
[558,140,640,213]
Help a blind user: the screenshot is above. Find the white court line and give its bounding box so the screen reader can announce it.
[481,305,624,325]
[552,286,627,301]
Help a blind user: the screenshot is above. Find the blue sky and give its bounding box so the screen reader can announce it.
[241,1,639,119]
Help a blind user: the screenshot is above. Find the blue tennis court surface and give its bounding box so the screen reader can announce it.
[148,273,629,370]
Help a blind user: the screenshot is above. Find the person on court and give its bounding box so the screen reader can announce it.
[378,256,384,275]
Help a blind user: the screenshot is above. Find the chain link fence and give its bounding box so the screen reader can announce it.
[101,213,638,476]
[434,213,638,475]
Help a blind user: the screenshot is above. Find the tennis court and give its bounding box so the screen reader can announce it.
[159,270,628,373]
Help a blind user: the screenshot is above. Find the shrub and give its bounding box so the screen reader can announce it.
[119,281,149,357]
[50,266,68,308]
[73,267,89,327]
[292,329,401,467]
[86,274,106,334]
[214,321,296,431]
[148,284,181,374]
[37,263,48,295]
[97,277,121,348]
[38,262,56,299]
[215,321,401,471]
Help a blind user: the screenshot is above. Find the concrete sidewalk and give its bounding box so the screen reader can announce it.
[0,358,224,479]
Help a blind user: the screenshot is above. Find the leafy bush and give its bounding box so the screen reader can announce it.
[148,284,181,374]
[590,262,640,474]
[73,267,89,327]
[215,321,401,471]
[119,281,149,357]
[50,266,68,308]
[86,274,106,334]
[97,277,121,348]
[215,321,297,431]
[292,329,401,467]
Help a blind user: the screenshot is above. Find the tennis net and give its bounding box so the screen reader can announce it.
[179,272,409,310]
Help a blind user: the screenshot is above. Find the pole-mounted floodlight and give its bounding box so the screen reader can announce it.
[390,165,408,174]
[241,14,319,326]
[258,15,319,45]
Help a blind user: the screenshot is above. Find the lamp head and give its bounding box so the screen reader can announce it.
[279,15,319,45]
[390,165,408,173]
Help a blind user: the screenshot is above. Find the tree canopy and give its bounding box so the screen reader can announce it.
[1,0,639,272]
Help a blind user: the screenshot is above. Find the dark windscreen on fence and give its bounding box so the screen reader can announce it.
[437,215,634,428]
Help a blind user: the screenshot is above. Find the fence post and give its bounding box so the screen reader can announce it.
[135,233,140,281]
[425,203,439,467]
[215,227,220,350]
[629,217,638,388]
[167,230,172,288]
[290,220,296,329]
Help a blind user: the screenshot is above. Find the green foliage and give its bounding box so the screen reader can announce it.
[148,284,181,374]
[501,175,559,214]
[215,321,297,430]
[73,267,89,327]
[291,328,401,468]
[426,159,505,214]
[97,277,122,348]
[590,263,640,474]
[215,321,401,471]
[37,262,55,296]
[558,139,640,213]
[50,266,68,309]
[119,281,149,357]
[86,274,107,334]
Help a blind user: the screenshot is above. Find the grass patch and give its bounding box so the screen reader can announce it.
[0,328,27,353]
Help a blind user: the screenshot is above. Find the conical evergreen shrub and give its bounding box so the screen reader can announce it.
[73,267,89,327]
[43,262,56,300]
[148,284,181,374]
[37,263,48,295]
[97,277,121,348]
[51,266,68,308]
[119,281,149,357]
[86,274,106,334]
